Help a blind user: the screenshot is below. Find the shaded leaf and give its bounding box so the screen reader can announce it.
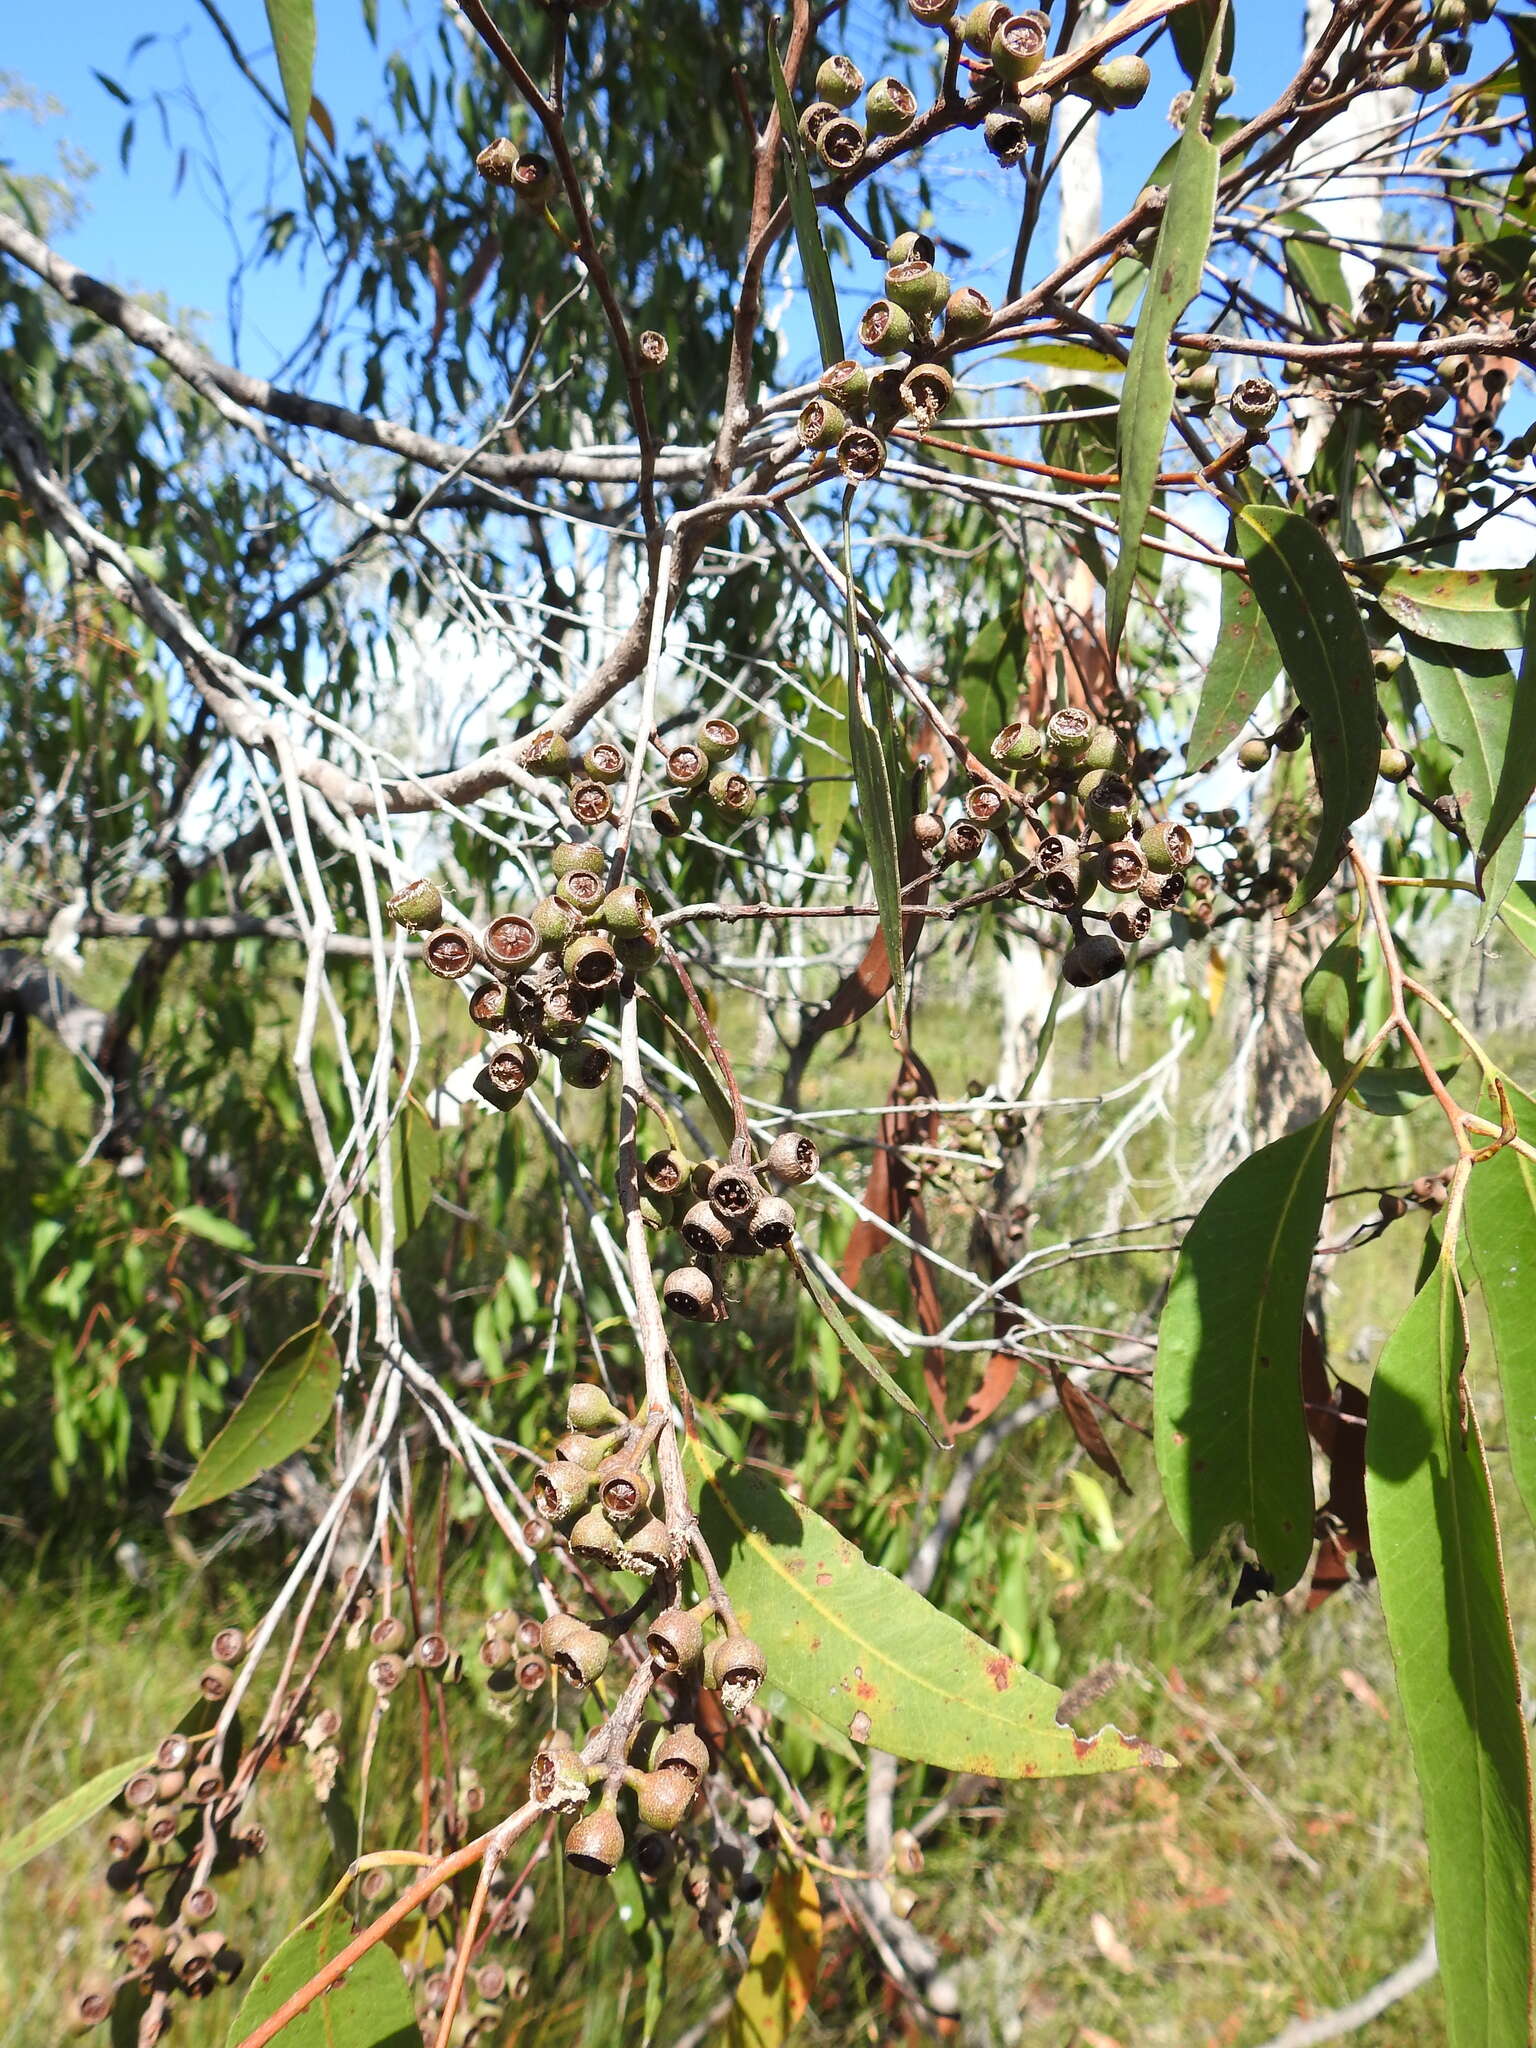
[1365,562,1532,651]
[1491,558,1536,885]
[803,669,851,869]
[1498,880,1536,959]
[1169,0,1234,82]
[0,1751,155,1881]
[1301,926,1363,1084]
[169,1205,253,1254]
[687,1440,1165,1778]
[225,1898,422,2048]
[956,611,1027,761]
[390,1101,440,1244]
[1466,1086,1536,1532]
[1155,1115,1334,1592]
[1105,1,1225,658]
[640,998,737,1151]
[1365,1252,1534,2048]
[171,1321,340,1515]
[1353,1059,1462,1118]
[726,1863,821,2048]
[1404,635,1526,932]
[1300,1321,1371,1610]
[767,34,842,368]
[1236,506,1378,909]
[789,1246,945,1448]
[263,0,317,174]
[1188,569,1281,766]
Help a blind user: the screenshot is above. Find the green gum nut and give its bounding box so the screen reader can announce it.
[865,76,918,138]
[858,298,917,357]
[816,54,864,108]
[941,285,992,342]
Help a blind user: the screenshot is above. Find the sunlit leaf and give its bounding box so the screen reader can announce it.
[688,1440,1166,1779]
[1364,561,1532,651]
[263,0,317,174]
[0,1752,155,1881]
[1105,1,1225,659]
[1365,1250,1534,2048]
[172,1322,340,1515]
[726,1863,821,2048]
[767,32,842,368]
[1404,635,1526,932]
[169,1205,254,1254]
[1236,505,1378,909]
[225,1895,422,2048]
[1466,1083,1536,1532]
[803,668,851,870]
[790,1246,944,1448]
[1275,209,1352,331]
[1155,1115,1335,1592]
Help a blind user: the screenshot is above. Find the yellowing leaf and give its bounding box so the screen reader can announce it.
[726,1863,821,2048]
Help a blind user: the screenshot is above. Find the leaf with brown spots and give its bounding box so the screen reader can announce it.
[688,1439,1168,1780]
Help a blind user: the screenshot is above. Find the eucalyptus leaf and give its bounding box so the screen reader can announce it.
[1366,1252,1534,2048]
[169,1205,254,1254]
[1404,635,1526,932]
[1236,505,1378,909]
[1155,1115,1334,1592]
[1365,562,1533,651]
[1353,1060,1462,1118]
[842,514,907,1032]
[1187,569,1281,765]
[688,1440,1165,1779]
[1106,1,1226,657]
[225,1898,422,2048]
[1465,1082,1536,1532]
[790,1246,944,1448]
[1301,927,1363,1085]
[0,1751,155,1881]
[171,1321,340,1515]
[767,33,842,368]
[263,0,317,174]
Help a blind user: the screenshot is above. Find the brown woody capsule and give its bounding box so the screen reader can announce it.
[121,1893,156,1932]
[480,1635,513,1671]
[184,1885,218,1926]
[187,1765,224,1805]
[707,1161,760,1222]
[899,361,954,422]
[516,1652,549,1690]
[68,1979,115,2031]
[567,1805,626,1875]
[532,1459,594,1520]
[964,782,1006,827]
[510,151,557,210]
[635,1768,697,1831]
[942,284,993,341]
[638,330,669,372]
[569,1506,623,1564]
[666,743,709,789]
[106,1816,146,1861]
[559,1040,613,1089]
[816,114,866,173]
[655,1724,711,1780]
[663,1266,719,1320]
[597,1457,649,1526]
[680,1200,735,1255]
[913,811,945,851]
[945,819,985,863]
[569,778,614,827]
[1101,840,1149,893]
[1109,904,1153,944]
[541,1613,611,1686]
[621,1516,673,1575]
[798,99,839,150]
[414,1632,451,1671]
[146,1803,182,1845]
[766,1131,820,1183]
[1037,833,1079,874]
[424,927,477,980]
[371,1615,408,1652]
[483,914,540,971]
[797,396,848,450]
[156,1735,192,1773]
[706,770,757,822]
[749,1194,797,1250]
[647,1605,705,1673]
[369,1652,407,1693]
[1139,868,1187,909]
[475,1962,509,2003]
[563,930,620,991]
[525,728,574,779]
[836,424,888,481]
[555,869,606,920]
[467,982,508,1028]
[706,1634,768,1715]
[643,1147,689,1195]
[123,1771,159,1812]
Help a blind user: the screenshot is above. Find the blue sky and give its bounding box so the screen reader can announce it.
[2,0,1333,378]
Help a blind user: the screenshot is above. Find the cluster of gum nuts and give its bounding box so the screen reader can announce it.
[648,1129,821,1324]
[383,723,756,1114]
[911,705,1195,988]
[66,1630,261,2034]
[524,1383,769,1876]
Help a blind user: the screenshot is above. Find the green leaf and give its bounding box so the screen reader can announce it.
[1404,635,1526,933]
[1301,927,1363,1085]
[1169,0,1234,82]
[1365,1253,1534,2048]
[1236,506,1378,910]
[842,514,906,1032]
[0,1751,155,1881]
[803,670,851,869]
[955,611,1027,761]
[1365,562,1533,651]
[389,1101,440,1244]
[1187,568,1281,765]
[264,0,317,174]
[1466,1087,1536,1532]
[1105,0,1225,658]
[1003,340,1127,373]
[169,1205,254,1254]
[687,1440,1165,1779]
[171,1321,340,1514]
[1155,1115,1334,1592]
[1274,210,1352,332]
[1353,1060,1462,1118]
[225,1898,422,2048]
[789,1246,944,1448]
[767,33,842,368]
[1040,384,1161,593]
[1498,880,1536,959]
[1492,554,1536,881]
